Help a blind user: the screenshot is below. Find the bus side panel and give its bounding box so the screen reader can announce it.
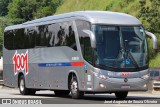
[3,49,21,87]
[3,64,18,87]
[25,47,83,90]
[3,47,84,90]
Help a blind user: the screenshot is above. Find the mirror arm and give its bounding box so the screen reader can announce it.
[145,31,158,50]
[82,30,96,48]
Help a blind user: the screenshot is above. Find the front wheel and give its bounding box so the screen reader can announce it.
[19,75,36,95]
[115,91,128,99]
[70,76,84,99]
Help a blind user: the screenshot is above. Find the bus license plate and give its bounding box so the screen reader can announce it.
[121,85,130,89]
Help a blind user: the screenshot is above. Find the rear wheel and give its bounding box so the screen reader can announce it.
[54,90,70,96]
[19,75,36,95]
[115,91,128,99]
[70,76,84,99]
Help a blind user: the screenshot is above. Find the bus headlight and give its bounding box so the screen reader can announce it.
[99,74,107,79]
[93,72,108,80]
[141,74,149,79]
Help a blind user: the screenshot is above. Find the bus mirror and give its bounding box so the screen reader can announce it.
[83,30,96,48]
[145,31,158,50]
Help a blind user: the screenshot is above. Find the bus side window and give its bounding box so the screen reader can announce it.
[4,30,14,50]
[75,20,93,64]
[66,25,77,51]
[48,24,55,47]
[84,37,93,63]
[24,27,35,49]
[55,22,77,51]
[14,29,24,49]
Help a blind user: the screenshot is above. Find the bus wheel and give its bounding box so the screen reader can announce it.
[54,90,70,96]
[70,76,84,99]
[19,75,30,95]
[19,75,36,95]
[115,91,128,99]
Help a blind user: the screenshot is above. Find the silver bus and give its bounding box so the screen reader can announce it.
[3,11,158,99]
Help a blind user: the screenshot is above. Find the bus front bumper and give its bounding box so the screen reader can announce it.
[91,77,149,92]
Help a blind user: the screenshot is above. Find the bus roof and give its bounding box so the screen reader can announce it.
[5,11,142,31]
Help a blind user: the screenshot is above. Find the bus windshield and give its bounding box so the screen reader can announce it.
[93,25,148,70]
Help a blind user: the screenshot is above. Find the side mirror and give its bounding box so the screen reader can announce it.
[145,31,158,50]
[82,30,96,48]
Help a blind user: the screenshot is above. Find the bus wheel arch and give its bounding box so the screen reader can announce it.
[18,72,36,95]
[68,72,84,99]
[68,72,76,90]
[18,72,24,88]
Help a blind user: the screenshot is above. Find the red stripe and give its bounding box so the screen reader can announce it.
[71,62,84,66]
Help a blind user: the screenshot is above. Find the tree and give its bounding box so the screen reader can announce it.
[34,0,63,18]
[138,0,160,33]
[8,0,63,21]
[138,0,160,58]
[0,0,12,16]
[0,17,13,56]
[8,0,37,22]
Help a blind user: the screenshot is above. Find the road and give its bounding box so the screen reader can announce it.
[0,87,160,107]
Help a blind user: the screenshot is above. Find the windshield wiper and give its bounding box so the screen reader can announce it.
[125,49,139,68]
[112,48,124,67]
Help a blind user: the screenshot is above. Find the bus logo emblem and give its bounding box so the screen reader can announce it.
[122,72,130,76]
[12,50,29,75]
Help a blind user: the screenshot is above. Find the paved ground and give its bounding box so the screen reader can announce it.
[0,86,160,107]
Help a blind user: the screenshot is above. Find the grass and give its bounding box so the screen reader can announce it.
[55,0,108,14]
[150,53,160,68]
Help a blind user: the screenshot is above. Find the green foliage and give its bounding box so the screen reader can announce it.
[34,0,63,18]
[138,0,160,67]
[56,0,108,14]
[8,0,63,21]
[0,17,13,56]
[138,0,160,33]
[0,0,12,16]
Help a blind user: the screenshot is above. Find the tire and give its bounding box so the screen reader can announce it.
[54,90,70,96]
[18,75,36,95]
[115,91,128,99]
[70,76,84,99]
[28,89,36,95]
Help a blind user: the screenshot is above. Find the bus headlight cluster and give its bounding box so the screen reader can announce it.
[93,72,108,80]
[141,74,149,79]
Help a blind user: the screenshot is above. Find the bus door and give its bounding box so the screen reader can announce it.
[83,37,94,91]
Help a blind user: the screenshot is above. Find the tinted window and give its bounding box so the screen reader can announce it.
[14,29,24,49]
[24,27,36,48]
[35,25,52,47]
[76,20,92,63]
[4,30,14,50]
[4,21,77,50]
[47,24,55,47]
[55,22,77,50]
[84,37,93,63]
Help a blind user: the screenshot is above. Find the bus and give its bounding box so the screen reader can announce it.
[3,11,158,99]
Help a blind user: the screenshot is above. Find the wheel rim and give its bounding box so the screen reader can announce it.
[20,79,24,92]
[71,80,78,94]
